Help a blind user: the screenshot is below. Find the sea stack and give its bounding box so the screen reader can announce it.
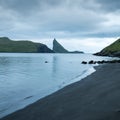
[53,38,68,53]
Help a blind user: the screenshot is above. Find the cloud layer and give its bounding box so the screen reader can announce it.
[0,0,119,52]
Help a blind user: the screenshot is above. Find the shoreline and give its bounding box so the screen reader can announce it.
[0,65,95,119]
[1,63,120,120]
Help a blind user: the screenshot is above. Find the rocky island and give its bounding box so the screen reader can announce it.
[0,37,84,54]
[53,38,84,53]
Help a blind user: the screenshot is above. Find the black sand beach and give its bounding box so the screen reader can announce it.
[1,63,120,120]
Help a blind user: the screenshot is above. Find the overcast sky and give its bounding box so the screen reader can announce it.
[0,0,120,52]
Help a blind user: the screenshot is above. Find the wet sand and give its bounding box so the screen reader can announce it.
[1,64,120,120]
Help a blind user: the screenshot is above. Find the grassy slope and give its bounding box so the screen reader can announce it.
[101,38,120,54]
[0,37,45,53]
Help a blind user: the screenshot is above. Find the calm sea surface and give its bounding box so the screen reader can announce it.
[0,53,115,118]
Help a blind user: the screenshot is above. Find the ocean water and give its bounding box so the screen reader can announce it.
[0,53,115,118]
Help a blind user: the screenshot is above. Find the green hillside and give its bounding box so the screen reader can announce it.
[0,37,53,53]
[95,38,120,56]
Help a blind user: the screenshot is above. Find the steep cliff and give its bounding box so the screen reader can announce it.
[53,39,68,53]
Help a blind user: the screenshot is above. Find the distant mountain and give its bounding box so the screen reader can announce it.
[53,39,69,53]
[53,38,84,53]
[94,38,120,57]
[0,37,54,53]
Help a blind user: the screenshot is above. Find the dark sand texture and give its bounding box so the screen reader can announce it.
[1,64,120,120]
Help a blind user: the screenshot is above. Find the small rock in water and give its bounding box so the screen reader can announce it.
[82,59,120,65]
[45,61,48,63]
[88,60,94,64]
[81,61,87,64]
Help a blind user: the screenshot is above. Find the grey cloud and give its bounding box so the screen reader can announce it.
[0,0,63,15]
[96,0,120,12]
[0,0,40,15]
[0,0,100,15]
[0,0,119,39]
[37,10,105,32]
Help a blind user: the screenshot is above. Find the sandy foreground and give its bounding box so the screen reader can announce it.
[1,64,120,120]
